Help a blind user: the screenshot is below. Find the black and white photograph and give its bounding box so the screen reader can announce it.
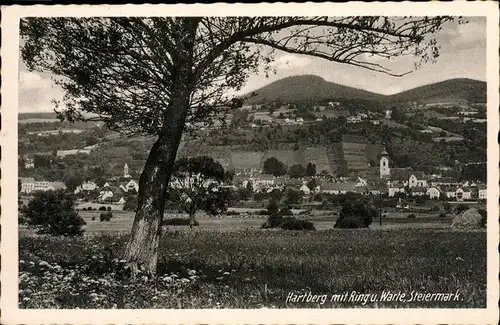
[1,3,498,325]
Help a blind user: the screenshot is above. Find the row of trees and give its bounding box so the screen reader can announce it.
[263,157,317,178]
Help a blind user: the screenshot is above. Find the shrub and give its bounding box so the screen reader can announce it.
[99,211,113,222]
[98,206,107,211]
[123,196,138,212]
[334,217,363,229]
[334,201,375,229]
[455,203,470,215]
[407,214,416,219]
[162,218,199,226]
[255,210,269,216]
[226,210,240,216]
[279,217,315,231]
[279,207,293,216]
[478,209,486,228]
[23,190,86,236]
[81,207,87,211]
[91,216,96,221]
[107,206,112,211]
[438,213,447,218]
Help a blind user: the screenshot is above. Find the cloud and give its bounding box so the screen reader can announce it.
[18,70,65,112]
[273,54,311,70]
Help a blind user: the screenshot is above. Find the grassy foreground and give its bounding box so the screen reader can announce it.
[19,228,486,309]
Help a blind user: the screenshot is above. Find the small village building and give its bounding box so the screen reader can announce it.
[388,182,406,197]
[477,184,487,200]
[319,181,357,195]
[426,187,441,199]
[455,187,472,202]
[299,184,311,195]
[410,186,427,196]
[20,177,36,194]
[408,172,428,188]
[74,181,98,194]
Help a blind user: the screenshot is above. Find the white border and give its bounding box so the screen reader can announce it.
[1,2,499,324]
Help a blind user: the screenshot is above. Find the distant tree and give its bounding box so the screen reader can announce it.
[334,201,376,228]
[168,156,228,228]
[306,162,316,176]
[455,203,470,215]
[123,195,138,212]
[285,188,303,205]
[231,109,251,128]
[263,198,282,228]
[23,190,86,236]
[288,164,306,178]
[18,179,22,193]
[33,154,51,168]
[63,174,84,192]
[443,201,452,214]
[237,187,252,201]
[96,177,107,188]
[306,178,317,192]
[263,157,287,176]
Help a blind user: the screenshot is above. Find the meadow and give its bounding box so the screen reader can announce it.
[19,220,486,309]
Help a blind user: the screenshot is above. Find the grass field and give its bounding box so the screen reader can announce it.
[18,226,486,309]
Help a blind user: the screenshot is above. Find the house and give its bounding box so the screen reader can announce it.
[430,177,460,187]
[20,177,35,194]
[319,181,357,195]
[74,181,98,194]
[477,184,487,200]
[410,186,427,196]
[299,184,311,195]
[388,167,414,186]
[20,178,67,193]
[24,156,34,169]
[388,182,406,197]
[120,179,139,193]
[408,172,428,188]
[443,186,458,199]
[99,186,125,202]
[455,187,472,202]
[426,187,441,199]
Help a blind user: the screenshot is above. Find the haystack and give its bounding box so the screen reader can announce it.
[451,208,482,230]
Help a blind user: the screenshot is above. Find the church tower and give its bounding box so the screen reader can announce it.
[380,149,390,179]
[124,163,131,178]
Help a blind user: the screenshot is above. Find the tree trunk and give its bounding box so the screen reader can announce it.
[122,18,200,278]
[189,206,196,229]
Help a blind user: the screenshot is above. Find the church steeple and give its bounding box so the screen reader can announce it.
[124,163,131,178]
[380,148,390,179]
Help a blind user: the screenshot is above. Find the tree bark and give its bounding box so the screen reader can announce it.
[122,18,200,278]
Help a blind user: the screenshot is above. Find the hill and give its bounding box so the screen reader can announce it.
[244,75,384,105]
[244,76,486,106]
[387,78,486,104]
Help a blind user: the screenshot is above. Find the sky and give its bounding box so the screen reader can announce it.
[18,17,486,113]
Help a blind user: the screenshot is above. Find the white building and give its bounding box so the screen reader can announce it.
[379,149,390,179]
[74,181,98,194]
[426,187,441,199]
[388,183,406,197]
[408,173,428,188]
[299,184,311,195]
[477,184,487,200]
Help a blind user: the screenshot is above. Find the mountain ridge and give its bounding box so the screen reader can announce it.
[243,75,486,105]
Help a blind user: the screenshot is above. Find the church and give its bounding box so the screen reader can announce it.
[379,148,428,191]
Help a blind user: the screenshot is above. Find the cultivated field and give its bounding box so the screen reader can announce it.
[19,227,486,309]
